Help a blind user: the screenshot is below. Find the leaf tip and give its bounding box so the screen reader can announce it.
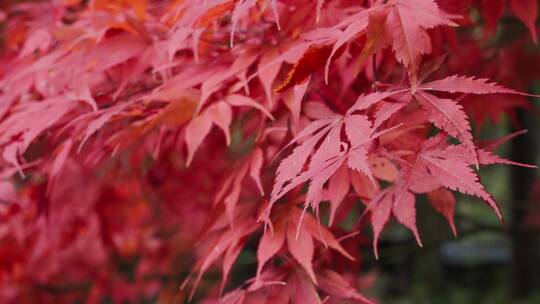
[451,226,458,237]
[373,239,380,260]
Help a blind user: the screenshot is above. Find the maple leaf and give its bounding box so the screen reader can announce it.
[368,186,421,259]
[415,92,476,160]
[415,75,532,160]
[351,169,380,201]
[353,10,391,76]
[347,76,530,167]
[0,0,538,302]
[269,90,413,225]
[427,188,457,236]
[268,112,367,220]
[256,207,353,286]
[185,111,214,166]
[325,163,351,226]
[317,269,374,304]
[288,269,321,304]
[257,49,282,105]
[214,148,267,225]
[286,218,317,283]
[185,219,257,301]
[256,218,286,281]
[417,75,520,94]
[47,139,74,194]
[275,44,345,93]
[384,0,457,84]
[0,97,76,170]
[408,135,503,220]
[322,7,372,81]
[367,129,535,254]
[230,0,258,47]
[186,94,272,166]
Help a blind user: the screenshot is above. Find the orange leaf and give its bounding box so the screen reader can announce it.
[275,43,345,93]
[108,97,197,149]
[196,0,235,27]
[93,0,147,21]
[154,97,198,127]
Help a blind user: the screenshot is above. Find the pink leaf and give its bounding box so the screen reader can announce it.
[18,28,52,59]
[225,94,274,120]
[344,114,373,147]
[419,142,503,220]
[301,210,354,260]
[477,149,537,168]
[289,270,321,304]
[347,146,374,183]
[347,91,401,114]
[392,190,422,246]
[221,241,244,295]
[0,181,17,203]
[427,188,457,236]
[256,221,286,280]
[310,121,343,168]
[303,101,337,120]
[258,50,282,105]
[249,148,266,196]
[185,112,213,166]
[270,124,331,205]
[286,221,317,284]
[324,9,371,82]
[372,94,410,128]
[305,157,345,215]
[224,164,249,225]
[419,75,518,94]
[417,92,475,158]
[317,269,374,304]
[386,0,456,83]
[369,190,393,259]
[50,139,73,180]
[326,163,351,226]
[283,80,310,132]
[230,0,257,47]
[209,102,233,146]
[284,117,338,149]
[351,170,380,200]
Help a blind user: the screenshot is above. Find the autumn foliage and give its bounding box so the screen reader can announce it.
[0,0,538,303]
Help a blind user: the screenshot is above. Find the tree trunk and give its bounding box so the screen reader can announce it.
[510,109,540,298]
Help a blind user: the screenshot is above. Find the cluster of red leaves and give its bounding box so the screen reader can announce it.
[0,0,538,303]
